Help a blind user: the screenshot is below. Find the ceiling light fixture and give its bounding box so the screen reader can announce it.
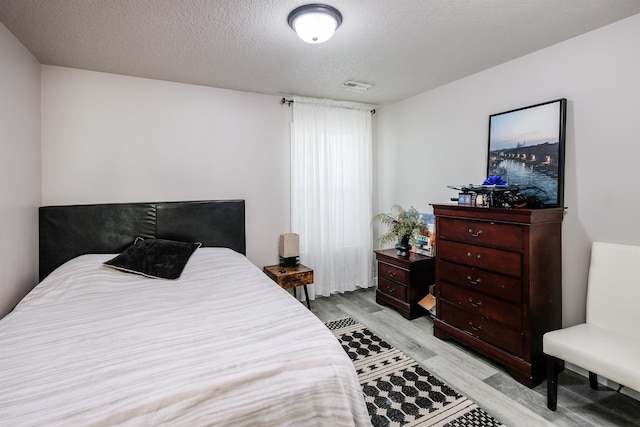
[287,4,342,44]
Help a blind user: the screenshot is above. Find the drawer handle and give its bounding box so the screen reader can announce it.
[386,286,394,293]
[387,270,396,277]
[468,297,483,308]
[291,278,301,282]
[468,228,483,238]
[466,252,482,260]
[466,275,482,285]
[469,321,482,331]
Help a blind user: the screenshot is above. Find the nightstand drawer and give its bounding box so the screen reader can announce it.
[277,270,313,288]
[378,277,407,300]
[378,263,408,284]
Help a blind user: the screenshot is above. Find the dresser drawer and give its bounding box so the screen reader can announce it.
[437,240,521,277]
[440,284,522,328]
[378,263,408,284]
[439,302,523,357]
[377,277,407,300]
[439,218,522,251]
[437,260,521,303]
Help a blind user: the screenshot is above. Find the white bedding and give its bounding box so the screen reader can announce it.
[0,248,371,426]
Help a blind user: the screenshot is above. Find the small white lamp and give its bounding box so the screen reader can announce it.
[288,4,342,44]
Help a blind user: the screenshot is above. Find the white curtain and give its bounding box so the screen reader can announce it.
[291,96,374,299]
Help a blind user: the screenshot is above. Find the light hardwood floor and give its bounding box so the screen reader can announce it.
[309,287,640,427]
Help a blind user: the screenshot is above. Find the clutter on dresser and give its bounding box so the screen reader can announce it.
[448,175,545,209]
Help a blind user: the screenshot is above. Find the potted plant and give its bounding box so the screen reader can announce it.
[373,204,427,256]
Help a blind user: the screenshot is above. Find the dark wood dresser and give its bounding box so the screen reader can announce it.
[375,249,435,320]
[432,204,564,387]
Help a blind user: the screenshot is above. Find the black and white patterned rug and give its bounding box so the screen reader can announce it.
[326,316,507,427]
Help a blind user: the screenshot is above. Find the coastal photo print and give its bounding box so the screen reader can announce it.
[487,98,567,207]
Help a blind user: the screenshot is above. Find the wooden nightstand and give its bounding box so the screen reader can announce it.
[263,264,314,309]
[375,249,435,319]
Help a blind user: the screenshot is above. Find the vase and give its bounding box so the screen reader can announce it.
[395,234,411,257]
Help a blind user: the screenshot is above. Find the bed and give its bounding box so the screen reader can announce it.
[0,200,371,426]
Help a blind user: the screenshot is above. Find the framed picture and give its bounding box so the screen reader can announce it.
[487,98,567,207]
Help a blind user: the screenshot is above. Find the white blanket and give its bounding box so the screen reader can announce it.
[0,248,371,426]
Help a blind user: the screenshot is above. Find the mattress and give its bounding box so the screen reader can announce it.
[0,248,370,426]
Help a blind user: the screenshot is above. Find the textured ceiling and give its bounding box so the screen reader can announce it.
[1,0,639,105]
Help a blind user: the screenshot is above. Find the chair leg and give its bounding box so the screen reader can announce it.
[589,371,598,390]
[546,355,560,411]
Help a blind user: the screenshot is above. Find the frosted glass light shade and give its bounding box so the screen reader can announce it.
[292,12,337,43]
[288,4,342,44]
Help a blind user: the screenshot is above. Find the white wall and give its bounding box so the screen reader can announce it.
[376,13,640,327]
[41,66,292,269]
[0,24,41,317]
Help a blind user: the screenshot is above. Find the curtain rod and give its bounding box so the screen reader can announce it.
[281,98,376,114]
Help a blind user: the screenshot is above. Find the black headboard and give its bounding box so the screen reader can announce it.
[39,200,246,281]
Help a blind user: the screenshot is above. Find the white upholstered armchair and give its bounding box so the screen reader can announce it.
[543,241,640,410]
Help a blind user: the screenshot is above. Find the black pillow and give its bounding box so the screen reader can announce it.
[104,238,202,280]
